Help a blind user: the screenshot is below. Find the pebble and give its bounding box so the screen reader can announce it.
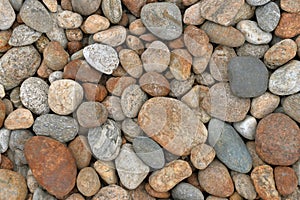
[169,49,192,81]
[0,46,41,90]
[0,128,10,153]
[256,113,300,165]
[141,41,170,73]
[246,0,270,6]
[66,29,83,41]
[20,77,49,115]
[282,188,300,200]
[33,114,78,143]
[202,82,250,122]
[139,72,170,97]
[0,154,13,170]
[181,85,208,109]
[35,34,50,53]
[126,35,144,55]
[71,0,101,16]
[68,136,91,169]
[43,41,69,71]
[209,45,237,82]
[4,108,34,130]
[264,39,297,69]
[274,166,298,196]
[251,165,280,200]
[82,83,107,102]
[0,0,16,30]
[192,43,213,74]
[280,0,300,13]
[115,143,149,189]
[42,0,57,12]
[250,92,280,119]
[101,0,122,24]
[0,30,12,52]
[94,160,117,185]
[121,118,143,142]
[46,12,68,48]
[32,187,56,200]
[237,43,269,58]
[138,97,207,156]
[183,2,205,25]
[48,79,84,115]
[232,173,257,200]
[149,160,192,192]
[206,196,228,200]
[119,49,143,78]
[233,2,255,24]
[24,136,77,199]
[199,0,244,26]
[48,71,63,83]
[169,75,195,98]
[145,183,171,199]
[141,2,182,40]
[198,160,234,197]
[171,183,204,200]
[129,19,146,35]
[93,26,127,47]
[283,93,300,123]
[9,25,42,46]
[292,160,300,186]
[2,99,13,116]
[269,60,300,95]
[19,0,53,33]
[275,12,300,38]
[88,119,122,161]
[102,96,126,121]
[133,136,165,169]
[233,115,257,140]
[81,14,110,34]
[0,169,28,200]
[237,20,272,44]
[190,143,215,170]
[9,87,21,107]
[57,10,83,29]
[77,167,101,197]
[255,2,280,32]
[93,185,131,200]
[0,100,5,127]
[246,141,266,168]
[83,43,119,75]
[130,183,156,200]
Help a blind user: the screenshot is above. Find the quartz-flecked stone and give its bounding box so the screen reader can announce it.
[101,0,122,24]
[171,183,204,200]
[283,93,300,123]
[275,12,300,39]
[9,25,42,46]
[71,0,101,16]
[0,0,16,30]
[256,2,280,32]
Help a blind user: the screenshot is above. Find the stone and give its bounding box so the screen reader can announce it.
[237,20,272,44]
[237,43,269,58]
[126,35,144,55]
[141,2,182,40]
[139,72,170,97]
[292,160,300,186]
[0,128,10,153]
[274,167,298,196]
[281,0,300,13]
[102,0,122,24]
[0,46,41,90]
[199,0,244,26]
[233,115,257,140]
[82,83,107,102]
[269,60,300,95]
[88,119,122,161]
[246,0,270,6]
[93,26,127,47]
[35,34,50,53]
[119,49,143,78]
[282,188,300,200]
[48,79,84,115]
[0,84,5,98]
[283,93,300,123]
[4,108,34,130]
[183,2,205,25]
[256,113,300,166]
[169,49,192,81]
[190,143,215,170]
[27,170,39,194]
[198,160,234,197]
[102,96,126,121]
[250,92,280,119]
[129,19,146,35]
[43,41,69,71]
[141,41,170,73]
[149,160,192,192]
[201,21,245,47]
[83,43,119,75]
[133,136,165,169]
[46,11,68,48]
[138,97,207,156]
[209,45,237,82]
[181,85,208,109]
[145,183,170,199]
[202,82,250,122]
[32,187,56,200]
[81,14,110,34]
[0,0,15,30]
[57,10,83,29]
[66,29,83,41]
[93,185,131,200]
[275,12,300,39]
[228,56,269,98]
[121,118,143,142]
[246,141,266,168]
[232,173,257,200]
[48,71,63,83]
[71,0,101,16]
[9,25,42,46]
[251,165,280,200]
[0,155,13,170]
[94,160,117,185]
[20,0,53,33]
[256,2,280,32]
[122,0,146,17]
[20,77,49,115]
[77,167,101,197]
[129,183,156,200]
[264,39,297,69]
[0,30,12,52]
[233,2,255,24]
[169,75,195,98]
[115,143,149,189]
[192,44,213,74]
[68,136,91,169]
[42,0,57,12]
[0,100,5,127]
[171,183,204,200]
[24,136,77,199]
[0,169,28,200]
[10,87,21,108]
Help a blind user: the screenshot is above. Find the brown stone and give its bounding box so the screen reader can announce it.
[256,113,300,166]
[251,165,280,200]
[190,143,215,170]
[129,19,146,36]
[126,35,144,55]
[169,49,192,81]
[102,96,126,121]
[119,49,143,78]
[77,167,101,197]
[43,0,58,12]
[122,0,146,17]
[93,26,127,47]
[296,36,300,57]
[61,0,72,11]
[37,60,53,79]
[274,167,298,196]
[24,136,77,199]
[168,36,185,49]
[68,136,92,169]
[35,35,50,53]
[82,83,107,102]
[183,2,205,25]
[283,93,300,123]
[94,160,117,185]
[187,172,203,191]
[111,65,127,77]
[66,29,83,41]
[275,12,300,39]
[139,72,170,97]
[66,193,85,200]
[198,160,234,197]
[246,141,266,168]
[149,160,192,192]
[43,41,69,71]
[106,76,136,96]
[93,185,131,200]
[0,30,12,53]
[280,0,300,13]
[139,33,157,43]
[192,44,213,75]
[0,99,5,127]
[129,183,156,200]
[2,99,13,116]
[81,14,110,34]
[230,192,243,200]
[4,108,34,130]
[67,41,82,55]
[0,155,13,170]
[144,183,170,199]
[250,92,280,119]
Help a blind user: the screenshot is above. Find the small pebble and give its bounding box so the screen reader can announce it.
[246,0,270,6]
[94,160,117,185]
[280,0,300,13]
[139,72,170,97]
[42,0,57,12]
[48,71,63,83]
[250,92,280,119]
[9,25,42,47]
[190,143,215,170]
[43,41,69,71]
[169,49,192,81]
[102,96,126,121]
[0,30,12,52]
[129,19,146,35]
[275,12,300,39]
[0,100,5,127]
[171,182,204,200]
[122,0,146,17]
[77,167,101,197]
[181,85,208,109]
[255,2,280,32]
[233,2,255,24]
[81,14,110,34]
[237,43,269,58]
[4,108,34,130]
[101,0,123,24]
[0,128,10,153]
[169,75,195,97]
[121,118,143,142]
[119,49,143,78]
[57,10,83,29]
[71,0,101,16]
[183,2,205,25]
[232,173,257,200]
[0,0,16,30]
[130,183,156,200]
[145,183,171,199]
[283,93,300,123]
[274,166,298,196]
[93,26,127,47]
[68,136,91,169]
[233,115,257,140]
[192,44,213,74]
[93,185,131,200]
[33,187,56,200]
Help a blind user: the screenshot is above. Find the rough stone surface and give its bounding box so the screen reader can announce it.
[274,167,298,196]
[0,0,16,30]
[102,0,122,24]
[145,183,170,199]
[169,49,192,81]
[190,143,215,170]
[281,0,300,13]
[183,2,205,25]
[169,75,195,98]
[46,11,68,48]
[275,12,300,39]
[57,10,83,29]
[233,2,255,24]
[82,83,107,102]
[0,128,10,153]
[71,0,101,16]
[129,183,156,200]
[171,183,204,200]
[81,14,110,34]
[93,26,127,47]
[77,167,101,197]
[102,96,126,121]
[237,43,269,58]
[106,76,136,97]
[283,93,300,123]
[192,44,213,74]
[9,25,41,46]
[0,30,12,53]
[250,92,280,119]
[233,115,257,140]
[256,2,280,32]
[232,173,257,200]
[93,185,131,200]
[94,160,117,185]
[68,136,91,170]
[119,49,143,78]
[122,0,146,17]
[4,108,34,130]
[43,41,69,71]
[139,72,170,97]
[246,0,270,6]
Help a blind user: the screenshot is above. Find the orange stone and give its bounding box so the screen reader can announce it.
[275,12,300,39]
[274,167,298,196]
[82,83,107,102]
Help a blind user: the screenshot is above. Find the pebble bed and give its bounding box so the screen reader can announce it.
[0,0,300,200]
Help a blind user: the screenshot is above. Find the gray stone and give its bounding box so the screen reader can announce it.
[0,128,10,153]
[9,25,42,46]
[102,96,126,121]
[171,183,204,200]
[0,0,16,30]
[20,77,49,115]
[170,75,195,97]
[48,71,63,83]
[115,143,150,190]
[0,46,41,90]
[46,11,68,48]
[232,173,257,200]
[20,0,53,33]
[164,149,180,163]
[256,2,280,32]
[33,114,79,143]
[133,137,165,169]
[121,118,143,142]
[33,187,56,200]
[283,93,300,123]
[93,26,127,47]
[102,0,122,24]
[88,119,122,161]
[246,0,270,6]
[233,115,257,140]
[9,0,23,11]
[237,43,269,58]
[71,0,101,16]
[141,2,182,40]
[228,56,269,98]
[10,87,21,108]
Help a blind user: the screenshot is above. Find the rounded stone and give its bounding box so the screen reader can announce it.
[281,0,300,13]
[0,0,16,30]
[106,76,136,97]
[0,99,5,127]
[274,167,298,196]
[138,97,207,156]
[232,173,257,200]
[9,25,42,47]
[141,2,182,40]
[81,14,110,34]
[119,49,143,78]
[93,26,127,47]
[275,12,300,39]
[246,0,270,6]
[102,96,126,121]
[93,185,131,200]
[283,93,300,123]
[82,83,107,102]
[256,113,300,166]
[48,79,84,115]
[122,0,146,17]
[233,115,257,140]
[94,160,117,185]
[145,183,170,199]
[101,0,122,24]
[190,143,215,170]
[0,128,10,153]
[57,10,83,29]
[77,167,101,197]
[0,30,12,53]
[71,0,101,16]
[183,2,205,25]
[171,183,204,200]
[169,49,192,81]
[256,2,280,32]
[139,72,170,97]
[4,108,34,130]
[43,41,69,71]
[68,136,91,170]
[121,118,143,142]
[169,75,195,98]
[237,43,269,58]
[130,183,156,200]
[250,92,280,119]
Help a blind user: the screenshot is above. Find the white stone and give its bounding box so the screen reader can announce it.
[0,84,5,98]
[233,115,257,140]
[0,128,10,153]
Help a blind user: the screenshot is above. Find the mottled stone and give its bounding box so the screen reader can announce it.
[192,44,213,74]
[246,141,266,168]
[139,72,170,97]
[119,49,143,78]
[102,96,126,121]
[71,0,101,16]
[81,14,110,34]
[275,12,300,38]
[183,2,205,25]
[77,167,101,197]
[94,160,117,185]
[4,108,34,130]
[93,185,131,200]
[102,0,122,24]
[9,25,41,46]
[171,183,204,200]
[169,75,195,98]
[44,41,69,71]
[256,2,280,32]
[246,0,270,6]
[129,183,156,200]
[281,0,300,13]
[126,35,144,55]
[181,85,208,109]
[145,183,171,199]
[190,144,215,170]
[169,49,192,81]
[0,0,16,30]
[68,136,91,170]
[46,11,68,48]
[82,83,107,102]
[0,100,5,127]
[122,0,146,17]
[129,19,146,35]
[232,173,257,200]
[250,92,280,119]
[93,26,127,47]
[237,43,269,58]
[121,118,143,142]
[233,2,255,24]
[233,115,257,140]
[0,128,10,153]
[57,10,83,29]
[274,167,298,196]
[283,93,300,123]
[0,30,12,52]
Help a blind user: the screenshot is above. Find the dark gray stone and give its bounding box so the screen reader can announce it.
[163,149,180,163]
[256,2,280,32]
[121,118,143,142]
[171,183,204,200]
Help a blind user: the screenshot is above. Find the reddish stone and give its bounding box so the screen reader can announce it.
[274,167,298,196]
[139,72,170,97]
[37,60,53,79]
[82,83,107,102]
[67,41,83,55]
[0,155,13,170]
[0,30,12,53]
[144,183,170,199]
[122,0,146,17]
[0,99,5,128]
[106,76,136,96]
[68,136,92,169]
[275,12,300,39]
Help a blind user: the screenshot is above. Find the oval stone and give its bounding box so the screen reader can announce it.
[0,0,16,30]
[283,93,300,123]
[255,2,280,32]
[93,26,127,47]
[9,25,42,46]
[171,183,204,200]
[71,0,101,16]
